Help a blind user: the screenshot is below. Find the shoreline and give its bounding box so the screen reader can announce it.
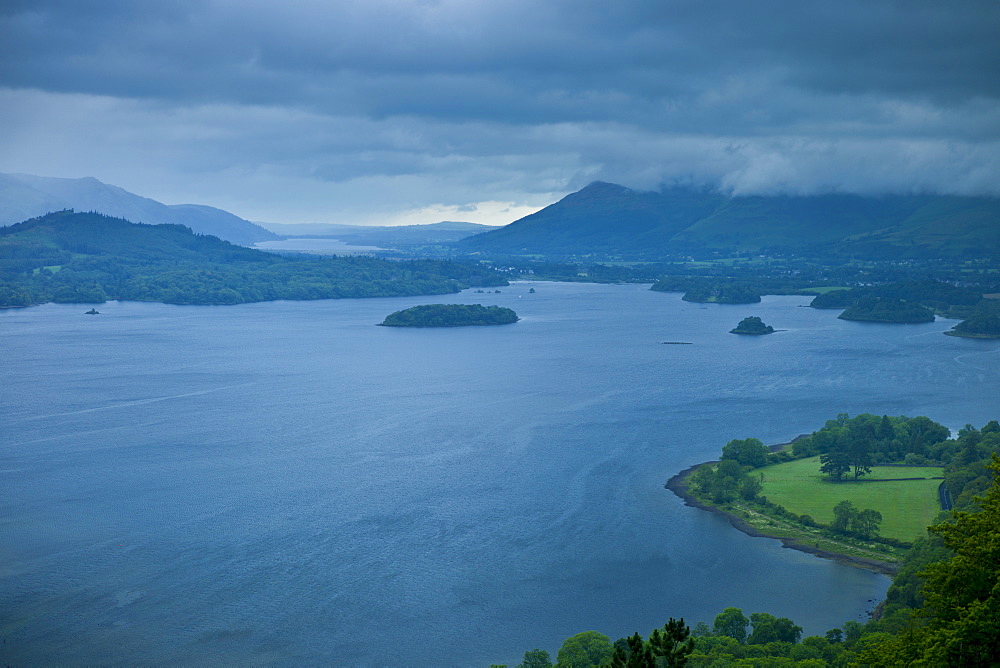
[665,443,899,576]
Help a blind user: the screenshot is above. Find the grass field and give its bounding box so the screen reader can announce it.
[760,456,944,541]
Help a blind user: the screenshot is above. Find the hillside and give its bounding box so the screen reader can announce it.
[0,211,504,307]
[457,182,1000,259]
[0,173,278,246]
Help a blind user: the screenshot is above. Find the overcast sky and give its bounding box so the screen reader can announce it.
[1,1,998,226]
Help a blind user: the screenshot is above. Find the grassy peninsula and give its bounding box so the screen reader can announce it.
[380,303,518,327]
[511,425,1000,666]
[667,413,999,574]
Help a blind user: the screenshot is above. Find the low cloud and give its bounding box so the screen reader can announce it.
[1,1,997,223]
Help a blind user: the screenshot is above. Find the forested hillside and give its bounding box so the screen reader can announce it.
[0,211,505,307]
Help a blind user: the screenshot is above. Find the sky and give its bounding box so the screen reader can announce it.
[1,0,998,226]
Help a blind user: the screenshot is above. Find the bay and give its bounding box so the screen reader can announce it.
[2,282,998,666]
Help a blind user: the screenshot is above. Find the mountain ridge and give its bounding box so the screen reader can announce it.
[0,173,278,246]
[458,182,1000,258]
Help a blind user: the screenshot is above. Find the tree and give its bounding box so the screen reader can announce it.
[721,437,769,468]
[695,459,746,504]
[831,500,856,532]
[712,607,749,644]
[852,508,882,539]
[617,633,654,668]
[691,622,712,637]
[738,473,763,501]
[876,415,895,441]
[649,618,695,666]
[747,612,803,645]
[555,631,614,668]
[860,455,1000,665]
[819,443,851,481]
[517,649,553,668]
[848,437,873,481]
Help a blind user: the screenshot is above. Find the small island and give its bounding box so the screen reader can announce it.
[85,308,100,315]
[730,316,774,335]
[379,303,519,328]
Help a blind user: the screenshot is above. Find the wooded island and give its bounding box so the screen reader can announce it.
[380,303,519,327]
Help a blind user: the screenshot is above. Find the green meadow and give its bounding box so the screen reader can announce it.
[760,456,944,541]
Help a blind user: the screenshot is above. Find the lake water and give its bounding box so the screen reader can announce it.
[3,283,999,666]
[254,238,386,254]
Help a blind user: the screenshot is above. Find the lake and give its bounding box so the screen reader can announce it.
[3,283,998,665]
[254,238,387,254]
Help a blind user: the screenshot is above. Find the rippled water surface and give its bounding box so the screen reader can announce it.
[3,283,998,665]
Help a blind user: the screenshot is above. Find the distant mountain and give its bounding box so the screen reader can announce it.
[458,182,1000,259]
[260,220,499,246]
[0,173,278,246]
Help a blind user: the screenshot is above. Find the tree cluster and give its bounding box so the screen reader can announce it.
[809,280,982,314]
[730,316,774,335]
[793,413,952,467]
[680,282,761,304]
[947,298,1000,338]
[831,500,882,539]
[859,455,1000,665]
[380,303,519,327]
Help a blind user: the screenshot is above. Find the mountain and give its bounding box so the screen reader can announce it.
[259,220,499,246]
[0,173,278,246]
[457,182,1000,259]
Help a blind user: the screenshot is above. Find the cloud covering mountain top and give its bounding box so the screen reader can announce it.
[1,0,997,224]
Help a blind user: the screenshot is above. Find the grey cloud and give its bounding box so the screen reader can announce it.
[0,0,998,220]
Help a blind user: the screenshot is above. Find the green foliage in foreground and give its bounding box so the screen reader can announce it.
[380,303,519,327]
[859,456,1000,665]
[506,452,1000,667]
[0,211,507,307]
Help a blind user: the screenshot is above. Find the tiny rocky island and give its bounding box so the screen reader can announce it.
[730,316,774,335]
[379,304,519,328]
